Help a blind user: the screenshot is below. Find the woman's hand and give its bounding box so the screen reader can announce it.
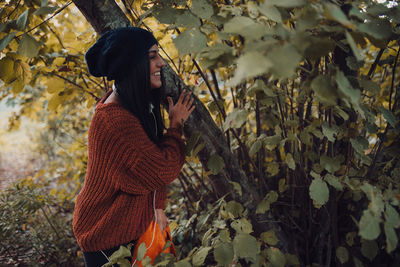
[167,90,195,129]
[155,209,169,232]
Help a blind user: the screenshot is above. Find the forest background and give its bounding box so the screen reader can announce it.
[0,0,399,266]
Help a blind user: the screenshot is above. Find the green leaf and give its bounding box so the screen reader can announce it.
[385,204,400,228]
[214,242,234,266]
[335,71,361,110]
[231,218,253,234]
[260,230,279,246]
[323,3,354,29]
[176,10,201,28]
[384,222,398,253]
[324,174,343,191]
[268,42,302,79]
[16,10,29,31]
[345,31,362,61]
[17,34,41,58]
[228,51,271,86]
[224,16,265,40]
[223,108,249,131]
[359,210,381,240]
[34,6,58,16]
[207,154,225,175]
[136,242,147,261]
[192,246,211,266]
[268,0,306,8]
[378,107,397,128]
[233,233,259,262]
[361,240,378,261]
[173,28,207,56]
[191,0,214,20]
[285,153,296,170]
[109,245,132,263]
[358,79,380,94]
[266,247,286,267]
[174,260,192,267]
[336,246,349,264]
[309,178,329,207]
[0,32,17,52]
[311,75,337,106]
[258,3,281,22]
[350,137,369,155]
[256,191,278,214]
[154,7,179,24]
[322,121,340,142]
[320,155,341,174]
[225,200,243,218]
[249,140,262,156]
[267,162,279,176]
[230,181,242,196]
[357,19,392,40]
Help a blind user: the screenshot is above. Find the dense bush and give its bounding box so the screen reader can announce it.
[0,180,82,266]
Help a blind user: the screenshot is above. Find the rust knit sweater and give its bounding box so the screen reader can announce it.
[72,91,186,252]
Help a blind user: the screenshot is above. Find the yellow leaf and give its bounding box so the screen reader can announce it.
[50,188,57,196]
[48,93,63,111]
[0,56,15,83]
[46,77,65,93]
[169,221,178,232]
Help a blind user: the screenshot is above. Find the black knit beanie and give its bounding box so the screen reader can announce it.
[85,27,158,81]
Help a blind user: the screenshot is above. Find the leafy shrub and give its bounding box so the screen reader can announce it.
[0,180,82,266]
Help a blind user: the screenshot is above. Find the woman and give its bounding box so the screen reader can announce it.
[72,27,195,266]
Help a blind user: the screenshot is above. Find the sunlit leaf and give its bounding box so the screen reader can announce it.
[228,51,271,86]
[258,2,281,22]
[191,0,214,20]
[173,28,207,56]
[268,0,306,8]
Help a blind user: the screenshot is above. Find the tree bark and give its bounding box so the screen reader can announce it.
[72,0,292,253]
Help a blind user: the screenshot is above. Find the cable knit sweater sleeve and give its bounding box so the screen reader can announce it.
[101,106,186,195]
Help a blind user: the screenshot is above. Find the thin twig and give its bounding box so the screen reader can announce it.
[15,2,72,38]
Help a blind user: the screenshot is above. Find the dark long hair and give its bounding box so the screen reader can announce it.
[114,55,164,144]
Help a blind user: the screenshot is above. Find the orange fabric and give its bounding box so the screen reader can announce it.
[132,221,176,267]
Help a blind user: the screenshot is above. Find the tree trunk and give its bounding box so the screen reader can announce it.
[72,0,292,254]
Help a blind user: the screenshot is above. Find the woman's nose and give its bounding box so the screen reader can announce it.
[157,56,165,67]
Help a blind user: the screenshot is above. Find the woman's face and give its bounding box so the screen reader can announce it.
[149,44,165,88]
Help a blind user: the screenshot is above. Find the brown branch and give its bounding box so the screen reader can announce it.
[367,48,385,79]
[389,47,399,111]
[52,73,99,101]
